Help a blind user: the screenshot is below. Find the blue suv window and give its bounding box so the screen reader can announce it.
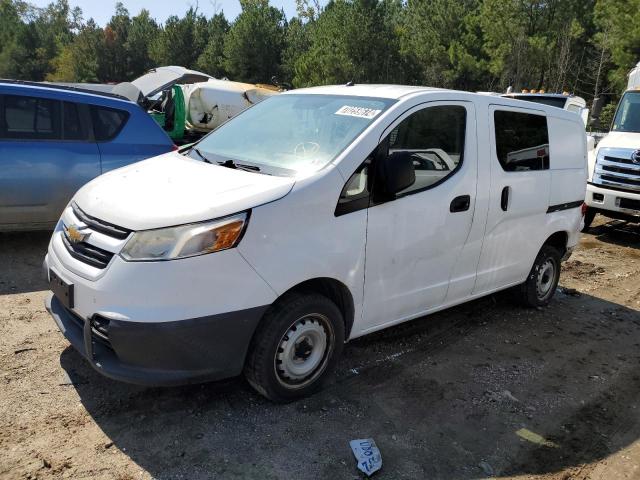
[1,95,61,140]
[91,106,128,141]
[63,101,89,141]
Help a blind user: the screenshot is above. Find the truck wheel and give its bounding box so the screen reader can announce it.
[581,208,596,232]
[517,245,561,308]
[244,292,344,402]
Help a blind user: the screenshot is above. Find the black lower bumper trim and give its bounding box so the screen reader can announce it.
[45,293,268,386]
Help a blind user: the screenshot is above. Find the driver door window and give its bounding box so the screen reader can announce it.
[386,105,466,195]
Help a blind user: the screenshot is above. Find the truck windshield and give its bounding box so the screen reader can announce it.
[193,94,395,175]
[612,92,640,133]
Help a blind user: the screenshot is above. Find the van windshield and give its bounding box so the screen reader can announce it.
[193,94,395,175]
[612,92,640,133]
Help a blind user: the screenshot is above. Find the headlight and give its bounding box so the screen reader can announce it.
[120,212,248,261]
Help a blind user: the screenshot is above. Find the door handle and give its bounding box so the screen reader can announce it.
[450,195,471,213]
[501,186,510,211]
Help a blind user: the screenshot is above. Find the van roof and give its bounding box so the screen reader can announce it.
[0,79,133,104]
[284,84,445,99]
[284,84,584,123]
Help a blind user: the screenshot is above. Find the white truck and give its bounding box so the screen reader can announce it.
[584,61,640,229]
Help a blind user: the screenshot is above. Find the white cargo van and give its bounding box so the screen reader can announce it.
[584,62,640,228]
[44,85,587,401]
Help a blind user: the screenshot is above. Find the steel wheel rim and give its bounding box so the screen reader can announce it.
[274,313,334,389]
[536,258,556,299]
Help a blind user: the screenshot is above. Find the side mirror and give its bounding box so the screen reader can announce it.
[378,151,416,196]
[586,135,596,152]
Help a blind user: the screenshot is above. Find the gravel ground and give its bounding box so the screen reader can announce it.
[1,217,639,480]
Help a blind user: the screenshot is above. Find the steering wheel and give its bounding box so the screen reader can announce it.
[294,142,320,158]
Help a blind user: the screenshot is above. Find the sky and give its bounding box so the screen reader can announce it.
[28,0,307,24]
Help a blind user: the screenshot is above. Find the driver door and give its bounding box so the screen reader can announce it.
[360,101,479,333]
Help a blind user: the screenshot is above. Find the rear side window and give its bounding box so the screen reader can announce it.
[1,94,61,140]
[494,110,549,172]
[91,106,128,141]
[63,102,89,140]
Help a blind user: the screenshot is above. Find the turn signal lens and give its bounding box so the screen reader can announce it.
[204,220,245,252]
[581,203,587,217]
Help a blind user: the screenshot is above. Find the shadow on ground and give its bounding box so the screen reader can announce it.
[60,289,640,479]
[588,219,640,250]
[0,231,50,295]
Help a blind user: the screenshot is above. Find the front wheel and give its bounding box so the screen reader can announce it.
[244,293,345,402]
[517,245,561,307]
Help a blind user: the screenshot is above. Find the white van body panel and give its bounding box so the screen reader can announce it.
[238,165,369,329]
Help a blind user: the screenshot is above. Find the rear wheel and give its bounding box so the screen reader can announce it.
[244,292,344,402]
[517,245,561,307]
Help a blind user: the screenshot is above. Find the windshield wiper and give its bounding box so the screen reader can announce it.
[218,159,261,172]
[191,147,213,164]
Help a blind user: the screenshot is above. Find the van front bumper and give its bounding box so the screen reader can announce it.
[46,292,268,386]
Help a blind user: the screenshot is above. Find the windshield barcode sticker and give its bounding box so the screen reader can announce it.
[335,106,382,119]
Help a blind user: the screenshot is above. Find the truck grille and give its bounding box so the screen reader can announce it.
[593,149,640,192]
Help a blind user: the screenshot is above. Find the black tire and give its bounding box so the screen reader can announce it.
[581,208,596,232]
[517,245,561,308]
[244,292,345,402]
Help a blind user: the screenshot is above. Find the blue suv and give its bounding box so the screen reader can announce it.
[0,81,175,231]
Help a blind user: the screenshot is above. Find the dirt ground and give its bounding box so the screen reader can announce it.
[1,217,640,480]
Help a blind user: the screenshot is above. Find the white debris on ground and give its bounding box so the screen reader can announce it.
[350,438,382,476]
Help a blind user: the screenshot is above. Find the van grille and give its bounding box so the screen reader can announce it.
[61,231,115,269]
[60,204,131,270]
[72,203,131,240]
[593,149,640,192]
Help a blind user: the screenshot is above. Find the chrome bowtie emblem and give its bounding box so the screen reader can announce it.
[65,224,90,244]
[632,149,640,164]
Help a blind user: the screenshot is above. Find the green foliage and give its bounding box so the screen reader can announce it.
[0,0,637,109]
[595,0,640,91]
[196,13,230,77]
[293,0,403,87]
[223,0,286,83]
[150,8,209,69]
[598,102,617,130]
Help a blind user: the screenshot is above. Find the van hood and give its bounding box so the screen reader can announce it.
[74,152,295,231]
[596,131,640,151]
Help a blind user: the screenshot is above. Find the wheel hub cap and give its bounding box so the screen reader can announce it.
[276,315,329,384]
[536,259,555,298]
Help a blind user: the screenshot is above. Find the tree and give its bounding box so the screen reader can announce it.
[99,3,131,81]
[223,0,286,83]
[281,16,309,84]
[150,8,209,69]
[595,0,640,92]
[126,9,159,78]
[399,0,487,88]
[293,0,402,87]
[48,19,104,82]
[196,12,230,77]
[3,0,76,80]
